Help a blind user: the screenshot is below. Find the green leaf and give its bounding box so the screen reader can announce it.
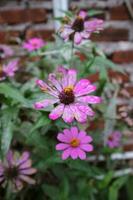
[109,176,128,200]
[0,108,16,156]
[0,83,29,106]
[29,114,51,134]
[88,9,103,17]
[99,171,114,189]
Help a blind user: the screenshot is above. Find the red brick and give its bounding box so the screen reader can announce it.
[0,30,21,43]
[25,28,54,41]
[0,8,47,24]
[87,71,129,83]
[112,50,133,63]
[110,5,131,20]
[91,28,129,41]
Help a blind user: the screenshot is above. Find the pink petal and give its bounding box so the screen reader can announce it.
[56,143,69,150]
[70,148,78,159]
[63,129,73,141]
[67,69,77,86]
[81,31,90,39]
[49,104,64,120]
[14,179,23,191]
[36,79,48,90]
[62,105,74,123]
[19,160,32,169]
[75,103,95,116]
[74,81,97,97]
[70,104,87,123]
[61,148,71,160]
[78,131,86,140]
[77,149,86,160]
[70,126,78,138]
[17,152,30,166]
[48,74,62,92]
[34,99,58,110]
[19,175,36,184]
[77,96,101,104]
[57,133,70,143]
[74,32,82,45]
[79,10,87,19]
[80,144,93,152]
[20,168,37,175]
[81,135,93,143]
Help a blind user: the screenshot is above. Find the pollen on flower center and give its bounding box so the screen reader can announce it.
[70,138,80,147]
[59,86,75,105]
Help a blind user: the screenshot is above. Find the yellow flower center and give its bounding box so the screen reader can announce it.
[70,138,80,147]
[64,86,74,93]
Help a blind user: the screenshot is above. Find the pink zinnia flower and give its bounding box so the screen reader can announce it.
[34,67,101,123]
[106,131,121,148]
[22,37,46,52]
[0,151,37,191]
[59,10,103,44]
[0,59,19,81]
[56,126,93,160]
[0,44,13,59]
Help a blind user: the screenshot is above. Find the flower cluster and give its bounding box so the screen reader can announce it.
[0,151,36,191]
[59,10,103,44]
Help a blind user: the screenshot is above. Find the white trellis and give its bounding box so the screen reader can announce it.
[53,0,68,30]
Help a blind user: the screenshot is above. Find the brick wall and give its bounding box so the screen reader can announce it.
[0,0,133,148]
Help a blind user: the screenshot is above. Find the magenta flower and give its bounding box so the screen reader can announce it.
[0,59,19,81]
[56,127,93,160]
[0,45,13,59]
[22,37,46,52]
[0,151,37,191]
[106,131,121,148]
[34,67,101,123]
[59,10,103,44]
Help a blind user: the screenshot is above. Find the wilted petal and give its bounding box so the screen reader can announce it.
[74,32,82,45]
[70,104,87,123]
[34,99,59,110]
[67,69,77,86]
[77,96,101,104]
[48,74,62,92]
[62,105,74,123]
[49,104,64,120]
[74,81,96,97]
[75,103,95,116]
